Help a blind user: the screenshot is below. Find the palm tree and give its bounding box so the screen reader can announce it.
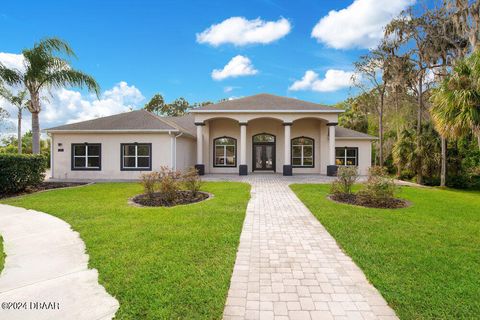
[0,38,99,154]
[0,87,29,153]
[431,51,480,151]
[431,51,480,187]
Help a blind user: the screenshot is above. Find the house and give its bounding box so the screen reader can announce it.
[46,94,376,180]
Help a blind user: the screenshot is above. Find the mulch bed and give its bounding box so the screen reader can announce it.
[330,193,409,209]
[132,191,210,207]
[0,182,89,199]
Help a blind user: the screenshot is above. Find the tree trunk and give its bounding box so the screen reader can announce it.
[29,90,41,155]
[379,90,384,167]
[441,137,446,187]
[416,77,423,185]
[31,111,40,154]
[17,109,22,154]
[395,93,401,177]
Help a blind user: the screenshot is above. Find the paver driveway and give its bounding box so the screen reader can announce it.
[207,174,397,320]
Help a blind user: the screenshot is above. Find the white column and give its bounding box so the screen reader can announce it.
[284,124,291,165]
[240,124,247,165]
[196,124,203,164]
[328,123,336,165]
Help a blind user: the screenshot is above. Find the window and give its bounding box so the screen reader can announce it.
[291,137,314,167]
[121,143,152,170]
[253,133,275,143]
[72,143,101,170]
[335,147,358,166]
[214,137,236,167]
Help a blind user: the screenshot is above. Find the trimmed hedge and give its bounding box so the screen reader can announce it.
[0,154,47,195]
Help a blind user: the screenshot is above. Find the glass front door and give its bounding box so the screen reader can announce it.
[253,144,275,171]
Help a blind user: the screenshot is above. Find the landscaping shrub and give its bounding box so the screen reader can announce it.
[136,167,207,207]
[356,166,398,207]
[330,166,358,196]
[0,154,46,194]
[140,172,160,199]
[157,166,182,203]
[182,167,203,196]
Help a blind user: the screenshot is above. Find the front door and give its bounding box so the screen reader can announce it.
[252,133,276,171]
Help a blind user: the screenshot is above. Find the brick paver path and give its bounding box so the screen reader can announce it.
[211,174,397,320]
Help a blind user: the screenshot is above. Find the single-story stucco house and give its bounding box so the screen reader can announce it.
[46,94,376,179]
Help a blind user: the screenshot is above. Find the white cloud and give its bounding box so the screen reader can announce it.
[311,0,415,49]
[197,17,291,46]
[289,69,354,92]
[212,55,258,81]
[0,52,25,71]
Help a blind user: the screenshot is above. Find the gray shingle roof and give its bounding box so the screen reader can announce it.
[192,93,341,112]
[47,109,185,133]
[335,127,377,139]
[162,113,196,136]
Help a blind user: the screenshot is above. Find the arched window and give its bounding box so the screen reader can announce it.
[214,137,237,167]
[291,137,314,167]
[253,133,275,143]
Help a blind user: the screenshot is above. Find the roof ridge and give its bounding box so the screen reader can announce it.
[161,114,195,135]
[142,110,196,136]
[140,109,179,131]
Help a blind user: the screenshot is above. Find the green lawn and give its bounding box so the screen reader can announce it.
[1,182,250,319]
[291,184,480,319]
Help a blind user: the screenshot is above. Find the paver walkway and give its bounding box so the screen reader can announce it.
[211,174,397,320]
[0,204,118,320]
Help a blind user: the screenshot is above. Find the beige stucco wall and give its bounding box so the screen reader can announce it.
[175,136,196,171]
[50,132,175,180]
[203,117,372,175]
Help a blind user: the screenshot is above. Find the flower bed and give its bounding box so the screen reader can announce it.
[132,190,210,207]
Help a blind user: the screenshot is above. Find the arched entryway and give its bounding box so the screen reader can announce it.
[252,133,276,171]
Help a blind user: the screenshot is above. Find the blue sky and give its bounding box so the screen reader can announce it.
[0,0,418,131]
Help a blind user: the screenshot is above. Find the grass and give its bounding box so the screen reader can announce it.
[291,184,480,319]
[1,182,250,319]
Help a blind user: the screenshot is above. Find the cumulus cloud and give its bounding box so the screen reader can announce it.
[212,55,258,81]
[0,52,25,71]
[311,0,415,49]
[197,17,291,46]
[289,69,354,92]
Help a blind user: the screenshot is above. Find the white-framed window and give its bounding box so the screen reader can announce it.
[291,137,314,167]
[335,147,358,166]
[121,143,152,171]
[214,137,236,167]
[72,143,101,170]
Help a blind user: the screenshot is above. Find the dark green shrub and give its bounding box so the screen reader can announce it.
[0,154,47,194]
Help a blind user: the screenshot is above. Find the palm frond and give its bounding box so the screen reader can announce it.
[34,37,76,58]
[0,64,22,85]
[44,69,100,96]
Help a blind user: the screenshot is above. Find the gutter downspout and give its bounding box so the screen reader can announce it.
[168,131,183,170]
